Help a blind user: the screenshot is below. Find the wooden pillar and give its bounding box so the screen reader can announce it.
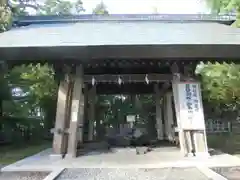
[66,65,84,158]
[82,84,88,143]
[88,86,96,141]
[171,63,187,156]
[95,106,101,141]
[164,92,174,142]
[51,74,72,159]
[172,80,187,155]
[154,84,164,140]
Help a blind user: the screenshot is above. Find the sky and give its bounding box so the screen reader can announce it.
[81,0,210,14]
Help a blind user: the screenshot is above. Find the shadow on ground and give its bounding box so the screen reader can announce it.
[207,133,240,156]
[211,167,240,180]
[0,171,50,180]
[77,140,177,157]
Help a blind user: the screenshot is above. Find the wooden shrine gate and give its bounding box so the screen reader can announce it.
[0,15,240,158]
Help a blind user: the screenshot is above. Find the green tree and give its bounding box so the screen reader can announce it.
[7,63,57,131]
[196,62,240,118]
[0,4,12,32]
[41,0,73,15]
[205,0,240,27]
[92,1,109,15]
[74,0,84,14]
[40,0,84,15]
[8,0,40,15]
[0,62,12,117]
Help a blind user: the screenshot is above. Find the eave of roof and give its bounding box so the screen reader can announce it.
[0,20,240,62]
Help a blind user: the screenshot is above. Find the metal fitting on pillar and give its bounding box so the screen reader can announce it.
[173,73,180,81]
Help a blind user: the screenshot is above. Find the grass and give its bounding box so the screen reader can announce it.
[0,141,51,165]
[207,133,240,155]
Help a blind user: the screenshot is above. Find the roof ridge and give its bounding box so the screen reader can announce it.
[14,14,235,26]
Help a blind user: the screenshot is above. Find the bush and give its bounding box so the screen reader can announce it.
[0,116,46,145]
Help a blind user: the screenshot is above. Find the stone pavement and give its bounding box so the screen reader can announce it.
[56,168,210,180]
[211,167,240,180]
[2,147,240,180]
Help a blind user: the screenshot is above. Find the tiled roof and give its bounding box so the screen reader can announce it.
[0,21,240,48]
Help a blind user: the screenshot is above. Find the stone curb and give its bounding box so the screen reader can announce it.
[0,166,54,172]
[197,166,228,180]
[43,168,65,180]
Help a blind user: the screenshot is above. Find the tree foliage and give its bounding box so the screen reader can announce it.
[92,1,109,15]
[197,62,240,117]
[206,0,239,13]
[205,0,240,27]
[7,63,57,116]
[0,5,12,32]
[38,0,85,15]
[41,0,72,15]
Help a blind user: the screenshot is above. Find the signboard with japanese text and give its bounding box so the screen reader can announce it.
[127,115,136,122]
[176,82,205,130]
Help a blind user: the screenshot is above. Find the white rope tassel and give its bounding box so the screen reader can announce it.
[118,76,122,85]
[145,74,149,84]
[91,76,96,86]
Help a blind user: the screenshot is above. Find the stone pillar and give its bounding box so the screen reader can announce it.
[164,92,174,142]
[51,75,72,159]
[66,65,84,158]
[154,84,164,140]
[88,86,96,141]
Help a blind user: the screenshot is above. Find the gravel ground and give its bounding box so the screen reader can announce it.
[57,168,210,180]
[211,166,240,180]
[0,171,50,180]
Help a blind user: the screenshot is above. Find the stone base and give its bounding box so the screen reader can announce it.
[185,152,210,158]
[195,152,210,158]
[49,154,64,161]
[64,153,77,159]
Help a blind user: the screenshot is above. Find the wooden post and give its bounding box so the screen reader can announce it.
[164,92,174,142]
[88,86,96,141]
[154,84,164,140]
[171,63,187,156]
[66,65,84,158]
[82,84,88,143]
[51,75,72,159]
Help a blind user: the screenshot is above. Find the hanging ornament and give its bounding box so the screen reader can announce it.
[145,74,149,84]
[118,76,122,85]
[91,76,96,86]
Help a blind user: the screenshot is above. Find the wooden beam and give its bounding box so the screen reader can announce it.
[84,74,173,83]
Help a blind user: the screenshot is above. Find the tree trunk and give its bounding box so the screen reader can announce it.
[0,99,2,117]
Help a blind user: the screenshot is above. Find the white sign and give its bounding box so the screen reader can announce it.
[127,115,135,122]
[176,82,205,130]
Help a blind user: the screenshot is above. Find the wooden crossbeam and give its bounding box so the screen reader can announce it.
[84,74,172,83]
